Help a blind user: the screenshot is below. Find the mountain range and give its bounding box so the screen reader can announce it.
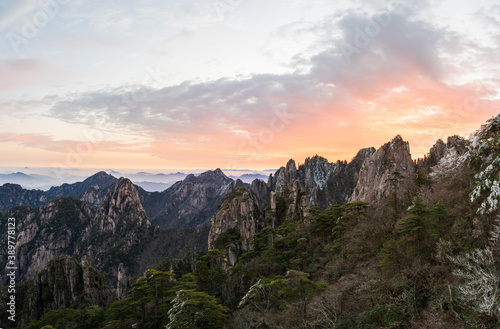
[1,114,500,328]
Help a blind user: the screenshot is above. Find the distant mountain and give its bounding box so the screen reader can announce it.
[123,171,187,184]
[138,169,243,229]
[0,172,58,189]
[229,173,268,184]
[132,181,174,192]
[46,171,118,200]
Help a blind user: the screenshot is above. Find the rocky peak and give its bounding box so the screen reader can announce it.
[92,178,150,235]
[47,171,117,200]
[351,135,416,205]
[208,188,264,265]
[249,179,271,210]
[138,169,236,229]
[297,155,335,194]
[273,159,298,195]
[416,139,448,174]
[192,168,232,186]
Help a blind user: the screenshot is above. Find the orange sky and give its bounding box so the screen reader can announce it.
[0,0,499,171]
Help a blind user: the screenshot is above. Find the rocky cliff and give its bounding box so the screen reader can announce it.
[78,178,153,274]
[351,135,416,206]
[208,135,428,256]
[18,256,108,328]
[208,187,265,265]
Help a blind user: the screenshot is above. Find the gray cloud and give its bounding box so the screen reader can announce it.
[47,2,500,141]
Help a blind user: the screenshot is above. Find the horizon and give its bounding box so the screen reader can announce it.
[1,0,499,170]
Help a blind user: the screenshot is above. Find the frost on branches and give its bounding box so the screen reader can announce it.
[450,221,500,318]
[470,157,500,214]
[469,115,500,215]
[429,147,469,179]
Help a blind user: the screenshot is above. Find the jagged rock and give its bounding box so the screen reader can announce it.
[28,256,108,323]
[280,180,309,222]
[1,198,96,281]
[249,179,270,210]
[297,155,335,195]
[208,188,263,264]
[272,159,298,195]
[351,135,416,205]
[79,178,153,271]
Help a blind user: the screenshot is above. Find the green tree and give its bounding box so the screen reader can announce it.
[397,197,429,255]
[166,289,228,329]
[385,171,405,217]
[429,201,446,240]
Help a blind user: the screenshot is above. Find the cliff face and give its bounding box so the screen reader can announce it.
[351,135,416,206]
[0,197,96,281]
[207,136,420,256]
[139,169,236,229]
[208,188,263,265]
[79,178,153,272]
[25,256,108,326]
[0,178,155,286]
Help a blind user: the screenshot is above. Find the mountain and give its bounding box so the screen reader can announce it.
[0,172,58,189]
[138,168,242,229]
[46,171,118,201]
[3,115,500,328]
[0,183,48,210]
[206,116,500,269]
[229,173,269,184]
[0,178,208,287]
[133,181,174,192]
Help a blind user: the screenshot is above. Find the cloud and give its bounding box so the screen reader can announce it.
[6,0,500,167]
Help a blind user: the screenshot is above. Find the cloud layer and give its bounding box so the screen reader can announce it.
[1,0,500,169]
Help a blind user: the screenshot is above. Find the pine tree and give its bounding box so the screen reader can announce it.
[397,197,429,256]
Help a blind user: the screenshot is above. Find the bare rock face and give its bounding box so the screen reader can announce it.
[272,159,298,195]
[297,155,335,196]
[297,149,375,208]
[1,198,96,281]
[280,180,309,221]
[28,256,108,323]
[79,178,153,270]
[351,135,416,205]
[80,185,113,208]
[249,178,271,210]
[116,263,128,299]
[0,178,156,286]
[208,188,264,265]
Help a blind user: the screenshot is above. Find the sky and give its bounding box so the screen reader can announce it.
[0,0,499,171]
